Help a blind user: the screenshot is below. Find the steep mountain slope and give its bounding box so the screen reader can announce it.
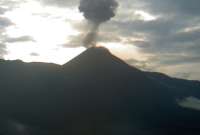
[0,47,199,135]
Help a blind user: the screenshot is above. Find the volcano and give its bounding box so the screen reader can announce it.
[0,47,200,135]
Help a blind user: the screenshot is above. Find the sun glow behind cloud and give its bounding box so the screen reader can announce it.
[100,42,149,61]
[3,0,86,64]
[5,42,85,65]
[1,0,144,65]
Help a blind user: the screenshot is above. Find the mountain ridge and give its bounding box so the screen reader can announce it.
[0,47,199,135]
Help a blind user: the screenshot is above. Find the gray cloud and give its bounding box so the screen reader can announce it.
[0,17,14,58]
[107,1,200,47]
[116,0,200,18]
[103,15,200,66]
[39,0,79,7]
[5,36,35,43]
[0,0,23,11]
[62,34,83,48]
[140,0,200,17]
[30,52,39,57]
[131,40,151,48]
[151,54,200,66]
[0,7,7,14]
[0,17,14,28]
[125,58,152,71]
[172,28,200,43]
[0,2,34,57]
[0,43,7,58]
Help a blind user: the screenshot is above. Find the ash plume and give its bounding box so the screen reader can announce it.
[79,0,118,47]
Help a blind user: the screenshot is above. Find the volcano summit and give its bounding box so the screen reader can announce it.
[0,47,200,135]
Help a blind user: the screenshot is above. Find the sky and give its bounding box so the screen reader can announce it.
[0,0,200,80]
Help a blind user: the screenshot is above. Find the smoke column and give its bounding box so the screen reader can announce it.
[79,0,118,47]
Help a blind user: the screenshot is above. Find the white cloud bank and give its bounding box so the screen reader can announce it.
[178,97,200,111]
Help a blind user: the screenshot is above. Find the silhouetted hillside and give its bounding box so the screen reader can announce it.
[0,47,199,135]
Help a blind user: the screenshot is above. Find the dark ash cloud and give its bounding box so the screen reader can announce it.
[79,0,118,47]
[79,0,118,24]
[82,23,99,47]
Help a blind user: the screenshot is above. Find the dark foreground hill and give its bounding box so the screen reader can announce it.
[0,47,199,135]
